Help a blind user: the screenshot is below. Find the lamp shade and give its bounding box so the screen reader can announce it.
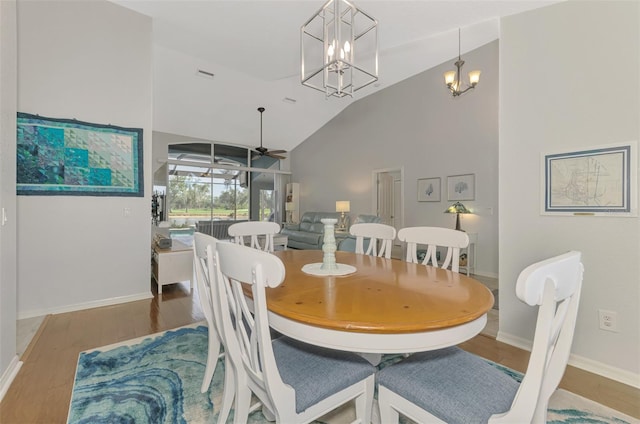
[336,201,350,213]
[443,70,456,85]
[468,70,481,86]
[445,202,471,214]
[285,202,295,211]
[444,202,471,231]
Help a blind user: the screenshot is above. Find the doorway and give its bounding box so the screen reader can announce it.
[372,168,404,247]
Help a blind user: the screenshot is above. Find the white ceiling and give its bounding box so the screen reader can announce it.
[112,0,558,154]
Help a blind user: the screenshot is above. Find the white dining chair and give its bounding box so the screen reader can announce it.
[349,222,397,259]
[228,221,281,252]
[192,233,222,392]
[193,232,242,424]
[377,251,584,424]
[397,226,469,273]
[212,241,376,424]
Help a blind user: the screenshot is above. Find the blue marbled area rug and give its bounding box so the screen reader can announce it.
[68,324,637,424]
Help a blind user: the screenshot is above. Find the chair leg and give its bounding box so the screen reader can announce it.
[378,386,400,424]
[531,398,549,424]
[216,361,235,424]
[201,329,222,393]
[261,404,276,421]
[354,376,375,424]
[232,378,253,424]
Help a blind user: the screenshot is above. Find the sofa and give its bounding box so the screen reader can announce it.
[337,214,382,252]
[281,211,344,250]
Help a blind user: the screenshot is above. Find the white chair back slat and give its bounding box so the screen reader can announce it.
[192,232,228,418]
[349,223,397,259]
[502,251,584,422]
[213,241,287,419]
[228,221,281,252]
[397,226,469,273]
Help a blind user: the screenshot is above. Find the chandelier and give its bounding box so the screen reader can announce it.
[444,29,481,97]
[301,0,378,98]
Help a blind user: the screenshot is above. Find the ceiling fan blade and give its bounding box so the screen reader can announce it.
[266,152,286,160]
[267,149,287,154]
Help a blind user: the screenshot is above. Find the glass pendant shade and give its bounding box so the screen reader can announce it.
[468,70,481,86]
[444,71,456,86]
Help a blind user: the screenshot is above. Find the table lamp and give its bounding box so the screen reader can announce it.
[444,202,471,231]
[336,200,350,230]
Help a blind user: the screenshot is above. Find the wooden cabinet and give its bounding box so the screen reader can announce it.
[151,240,193,294]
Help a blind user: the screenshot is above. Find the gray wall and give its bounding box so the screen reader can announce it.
[15,1,153,318]
[500,1,639,384]
[0,0,18,397]
[292,41,499,277]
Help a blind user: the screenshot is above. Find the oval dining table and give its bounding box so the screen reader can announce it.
[257,249,494,355]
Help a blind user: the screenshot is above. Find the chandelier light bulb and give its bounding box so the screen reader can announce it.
[327,43,335,60]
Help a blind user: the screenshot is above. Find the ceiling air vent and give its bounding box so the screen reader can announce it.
[195,69,215,79]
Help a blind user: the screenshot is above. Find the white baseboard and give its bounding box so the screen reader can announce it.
[17,291,153,320]
[0,356,22,402]
[496,330,532,351]
[497,331,640,389]
[569,353,640,389]
[473,270,499,279]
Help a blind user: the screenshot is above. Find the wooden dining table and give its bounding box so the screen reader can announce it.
[261,249,494,354]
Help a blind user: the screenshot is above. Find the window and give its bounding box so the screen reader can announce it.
[163,142,289,230]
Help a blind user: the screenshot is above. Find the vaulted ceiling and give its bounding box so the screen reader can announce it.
[113,1,558,154]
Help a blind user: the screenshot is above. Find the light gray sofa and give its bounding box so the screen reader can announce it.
[281,211,344,249]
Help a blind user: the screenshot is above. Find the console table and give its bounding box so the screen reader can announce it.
[459,232,477,276]
[414,232,477,276]
[151,240,193,294]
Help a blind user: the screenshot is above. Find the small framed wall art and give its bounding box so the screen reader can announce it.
[447,174,475,201]
[417,177,440,202]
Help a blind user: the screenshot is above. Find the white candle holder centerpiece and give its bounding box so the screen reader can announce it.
[302,218,356,276]
[321,218,338,270]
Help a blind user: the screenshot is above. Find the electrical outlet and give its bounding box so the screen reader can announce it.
[123,207,131,217]
[598,309,619,332]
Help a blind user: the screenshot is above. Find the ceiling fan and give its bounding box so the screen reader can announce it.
[252,107,287,160]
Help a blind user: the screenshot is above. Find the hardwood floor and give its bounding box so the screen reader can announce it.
[1,279,639,423]
[1,281,204,424]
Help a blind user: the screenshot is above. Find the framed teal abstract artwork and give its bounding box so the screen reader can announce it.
[17,113,143,197]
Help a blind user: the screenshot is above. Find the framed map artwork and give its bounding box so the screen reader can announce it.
[542,142,637,216]
[17,113,143,197]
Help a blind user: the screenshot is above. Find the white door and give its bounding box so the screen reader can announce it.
[373,168,403,238]
[377,172,393,225]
